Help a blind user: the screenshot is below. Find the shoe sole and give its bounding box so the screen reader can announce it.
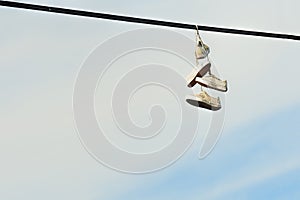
[187,63,211,87]
[186,95,221,111]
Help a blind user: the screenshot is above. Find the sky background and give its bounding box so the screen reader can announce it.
[1,0,300,199]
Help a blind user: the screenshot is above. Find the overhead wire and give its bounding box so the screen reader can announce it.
[0,0,300,41]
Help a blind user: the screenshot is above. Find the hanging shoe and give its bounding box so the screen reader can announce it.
[187,63,211,87]
[186,90,221,111]
[195,26,210,59]
[195,74,228,92]
[195,40,210,59]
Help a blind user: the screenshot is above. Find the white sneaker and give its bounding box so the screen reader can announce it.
[195,35,210,59]
[186,91,221,111]
[196,74,228,92]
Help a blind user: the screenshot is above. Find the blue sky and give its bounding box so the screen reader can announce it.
[0,0,300,199]
[106,105,300,200]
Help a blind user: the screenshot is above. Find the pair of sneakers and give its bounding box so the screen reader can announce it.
[186,63,226,111]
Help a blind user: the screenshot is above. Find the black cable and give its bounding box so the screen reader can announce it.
[0,0,300,41]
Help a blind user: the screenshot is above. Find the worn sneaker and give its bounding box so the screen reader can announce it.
[186,91,221,111]
[195,36,210,59]
[187,63,211,87]
[195,74,228,92]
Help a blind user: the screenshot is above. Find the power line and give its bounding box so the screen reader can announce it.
[0,0,300,41]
